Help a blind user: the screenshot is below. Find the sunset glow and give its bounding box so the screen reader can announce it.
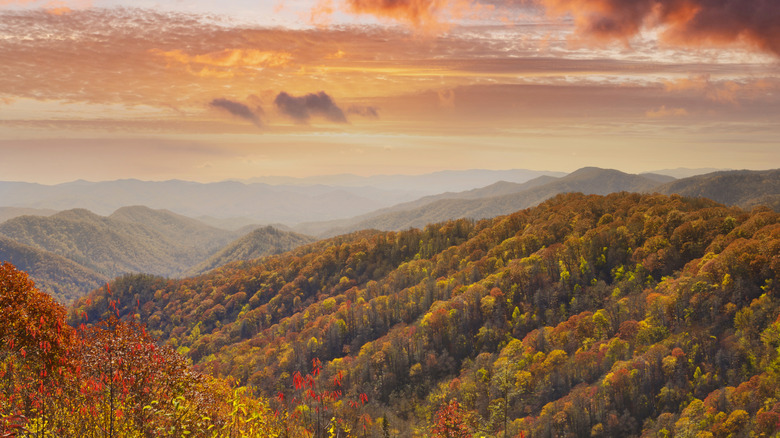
[1,0,778,183]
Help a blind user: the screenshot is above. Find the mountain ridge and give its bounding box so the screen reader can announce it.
[68,192,780,437]
[301,166,667,236]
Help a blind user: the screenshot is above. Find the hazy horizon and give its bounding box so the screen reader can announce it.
[1,0,779,184]
[0,166,748,186]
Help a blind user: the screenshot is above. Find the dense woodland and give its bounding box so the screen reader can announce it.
[66,192,780,436]
[3,192,780,436]
[186,226,316,277]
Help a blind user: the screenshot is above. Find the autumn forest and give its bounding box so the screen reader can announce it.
[2,191,780,436]
[4,0,780,433]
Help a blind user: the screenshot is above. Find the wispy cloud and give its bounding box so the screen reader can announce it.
[209,98,263,128]
[646,105,688,119]
[151,48,291,78]
[336,0,484,29]
[663,75,780,104]
[347,105,380,118]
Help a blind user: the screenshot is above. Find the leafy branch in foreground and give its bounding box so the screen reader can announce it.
[0,263,283,437]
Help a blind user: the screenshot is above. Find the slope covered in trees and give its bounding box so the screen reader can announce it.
[71,193,780,437]
[0,235,107,303]
[0,207,231,278]
[186,226,317,276]
[0,207,317,303]
[657,169,780,212]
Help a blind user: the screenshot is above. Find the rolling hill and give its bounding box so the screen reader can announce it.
[0,206,319,302]
[108,205,236,254]
[0,207,236,279]
[656,168,780,211]
[0,234,107,303]
[185,226,317,276]
[70,192,780,437]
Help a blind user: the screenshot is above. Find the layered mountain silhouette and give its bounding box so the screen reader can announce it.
[0,207,314,302]
[0,169,563,224]
[1,167,777,303]
[656,169,780,211]
[295,167,720,236]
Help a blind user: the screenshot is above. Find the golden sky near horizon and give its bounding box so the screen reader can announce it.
[0,0,779,183]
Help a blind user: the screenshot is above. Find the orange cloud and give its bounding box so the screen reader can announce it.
[326,49,346,59]
[437,89,456,108]
[41,0,90,14]
[0,0,91,13]
[662,75,778,104]
[645,105,688,118]
[152,49,292,69]
[332,0,489,30]
[45,6,71,15]
[2,6,776,136]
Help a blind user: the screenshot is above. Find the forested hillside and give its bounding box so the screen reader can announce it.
[657,169,780,212]
[0,235,107,302]
[0,206,317,303]
[0,207,233,278]
[71,193,780,437]
[186,226,317,276]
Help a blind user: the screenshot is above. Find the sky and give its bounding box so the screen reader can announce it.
[0,0,779,184]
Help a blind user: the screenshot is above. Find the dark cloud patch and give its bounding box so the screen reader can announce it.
[274,91,348,124]
[531,0,780,56]
[347,105,380,118]
[209,98,262,128]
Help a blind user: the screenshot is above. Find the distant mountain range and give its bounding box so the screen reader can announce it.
[1,167,777,303]
[240,169,567,193]
[655,169,780,212]
[296,167,779,237]
[0,169,564,224]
